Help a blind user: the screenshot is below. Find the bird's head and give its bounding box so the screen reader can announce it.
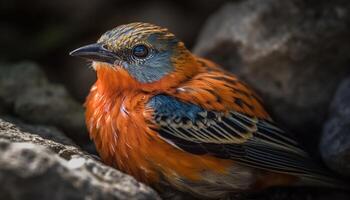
[71,22,198,89]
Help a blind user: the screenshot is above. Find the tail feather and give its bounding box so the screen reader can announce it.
[297,170,350,190]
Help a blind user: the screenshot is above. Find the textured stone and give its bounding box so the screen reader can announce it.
[14,83,86,141]
[194,0,350,153]
[320,78,350,177]
[0,119,159,200]
[0,62,89,146]
[0,62,48,113]
[1,115,76,146]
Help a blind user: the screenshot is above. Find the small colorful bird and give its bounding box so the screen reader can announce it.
[70,22,345,199]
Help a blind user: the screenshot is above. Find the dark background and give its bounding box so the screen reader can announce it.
[0,0,228,102]
[1,0,350,159]
[1,0,350,199]
[2,0,350,160]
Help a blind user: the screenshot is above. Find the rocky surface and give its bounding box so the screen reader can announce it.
[0,62,47,113]
[14,83,86,140]
[321,78,350,176]
[0,119,160,200]
[0,62,89,148]
[1,115,76,146]
[194,0,350,153]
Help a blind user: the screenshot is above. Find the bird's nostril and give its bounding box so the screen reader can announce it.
[102,44,108,50]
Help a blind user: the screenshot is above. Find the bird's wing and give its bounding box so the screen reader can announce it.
[147,94,330,180]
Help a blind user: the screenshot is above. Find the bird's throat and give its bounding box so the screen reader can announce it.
[93,62,140,94]
[92,59,200,94]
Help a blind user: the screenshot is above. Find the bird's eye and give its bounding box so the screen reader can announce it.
[132,45,149,59]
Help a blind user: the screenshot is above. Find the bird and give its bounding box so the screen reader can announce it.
[70,22,346,199]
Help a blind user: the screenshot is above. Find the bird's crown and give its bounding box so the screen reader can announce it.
[98,22,177,53]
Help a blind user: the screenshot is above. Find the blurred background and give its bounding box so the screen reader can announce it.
[1,0,350,163]
[1,0,350,162]
[1,0,350,199]
[0,0,227,102]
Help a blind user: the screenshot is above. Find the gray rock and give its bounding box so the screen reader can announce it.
[321,78,350,177]
[0,118,160,200]
[19,125,76,147]
[194,0,350,152]
[0,62,48,113]
[14,83,86,140]
[0,62,88,144]
[1,115,76,146]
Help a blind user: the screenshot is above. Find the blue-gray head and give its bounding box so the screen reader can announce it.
[70,22,191,83]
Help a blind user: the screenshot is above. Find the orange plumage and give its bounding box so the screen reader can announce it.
[71,22,345,199]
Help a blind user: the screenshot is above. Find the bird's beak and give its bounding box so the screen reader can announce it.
[69,43,117,64]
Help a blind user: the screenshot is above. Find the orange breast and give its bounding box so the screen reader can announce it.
[85,61,297,191]
[84,59,271,183]
[86,90,233,184]
[85,68,233,185]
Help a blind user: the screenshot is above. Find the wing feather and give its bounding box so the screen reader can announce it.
[147,94,331,179]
